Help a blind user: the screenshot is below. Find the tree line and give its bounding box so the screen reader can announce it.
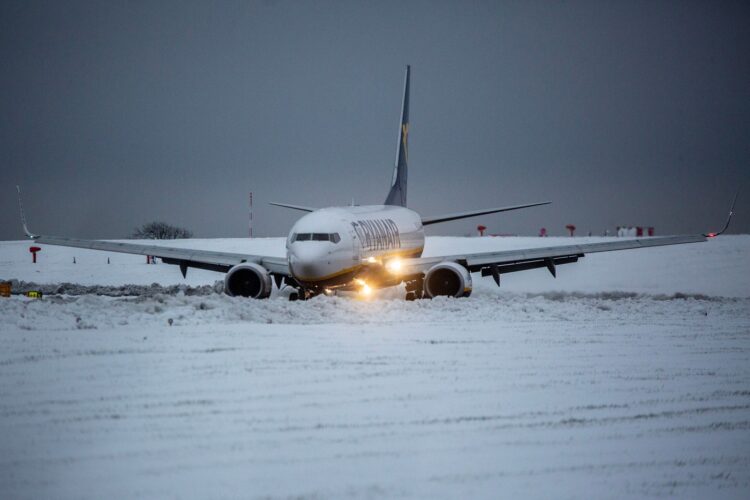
[132,221,192,239]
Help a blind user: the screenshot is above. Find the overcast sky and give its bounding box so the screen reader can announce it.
[1,0,748,240]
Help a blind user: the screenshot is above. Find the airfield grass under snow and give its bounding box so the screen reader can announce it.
[0,236,749,498]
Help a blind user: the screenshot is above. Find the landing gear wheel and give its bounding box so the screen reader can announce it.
[404,277,424,300]
[289,292,299,302]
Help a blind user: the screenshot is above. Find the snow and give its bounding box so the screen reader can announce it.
[1,236,749,499]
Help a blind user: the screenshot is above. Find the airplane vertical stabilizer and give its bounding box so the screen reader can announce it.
[385,65,410,207]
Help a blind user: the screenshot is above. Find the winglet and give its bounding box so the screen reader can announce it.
[704,191,738,238]
[421,201,551,226]
[16,185,38,239]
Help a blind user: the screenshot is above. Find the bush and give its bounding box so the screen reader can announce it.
[132,221,193,239]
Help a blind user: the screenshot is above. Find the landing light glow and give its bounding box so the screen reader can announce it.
[386,259,403,273]
[354,278,372,296]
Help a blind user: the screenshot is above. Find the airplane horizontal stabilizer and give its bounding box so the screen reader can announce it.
[421,201,551,226]
[269,202,317,213]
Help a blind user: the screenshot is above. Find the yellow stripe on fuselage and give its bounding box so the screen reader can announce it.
[362,246,423,260]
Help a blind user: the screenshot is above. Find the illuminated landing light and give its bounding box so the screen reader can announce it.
[367,256,377,264]
[706,232,717,238]
[385,258,402,273]
[354,278,372,297]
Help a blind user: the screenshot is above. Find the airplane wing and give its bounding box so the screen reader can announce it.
[16,186,290,278]
[30,234,290,278]
[406,193,737,283]
[398,235,707,284]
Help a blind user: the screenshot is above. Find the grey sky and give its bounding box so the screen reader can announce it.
[1,0,748,240]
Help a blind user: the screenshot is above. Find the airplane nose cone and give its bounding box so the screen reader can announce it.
[289,245,329,281]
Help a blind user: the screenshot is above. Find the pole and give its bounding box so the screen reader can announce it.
[248,192,253,238]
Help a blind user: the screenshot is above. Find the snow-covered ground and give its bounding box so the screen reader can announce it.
[1,236,749,499]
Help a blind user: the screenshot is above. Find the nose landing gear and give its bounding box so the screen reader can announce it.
[288,288,320,301]
[404,276,424,301]
[283,276,312,302]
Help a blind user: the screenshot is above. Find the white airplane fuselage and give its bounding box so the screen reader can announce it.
[287,205,425,289]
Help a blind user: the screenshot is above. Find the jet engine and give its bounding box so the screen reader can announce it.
[424,261,472,298]
[224,263,272,298]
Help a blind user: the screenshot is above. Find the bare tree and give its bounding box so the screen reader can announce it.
[132,221,193,239]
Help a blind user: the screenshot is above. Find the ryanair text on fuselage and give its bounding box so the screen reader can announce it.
[351,218,401,251]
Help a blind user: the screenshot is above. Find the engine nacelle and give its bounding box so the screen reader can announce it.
[224,263,272,299]
[424,261,472,298]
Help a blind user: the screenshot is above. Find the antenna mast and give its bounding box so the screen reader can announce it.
[248,191,253,238]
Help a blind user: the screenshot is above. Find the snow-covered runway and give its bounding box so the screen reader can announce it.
[1,236,749,498]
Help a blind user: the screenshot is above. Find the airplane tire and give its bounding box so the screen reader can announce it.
[405,278,424,300]
[289,292,299,302]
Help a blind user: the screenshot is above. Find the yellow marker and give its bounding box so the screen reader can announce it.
[25,291,43,299]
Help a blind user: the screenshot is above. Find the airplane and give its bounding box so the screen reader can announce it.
[17,66,736,301]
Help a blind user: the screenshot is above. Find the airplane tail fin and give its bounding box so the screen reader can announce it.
[384,65,410,207]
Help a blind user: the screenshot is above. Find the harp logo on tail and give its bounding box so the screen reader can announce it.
[401,123,409,162]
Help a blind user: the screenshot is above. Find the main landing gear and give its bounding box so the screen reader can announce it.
[288,280,427,302]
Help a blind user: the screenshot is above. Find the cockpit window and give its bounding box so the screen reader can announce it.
[292,233,341,243]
